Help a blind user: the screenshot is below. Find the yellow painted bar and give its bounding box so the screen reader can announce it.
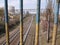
[35,24,39,45]
[20,23,23,45]
[52,24,57,45]
[5,23,9,45]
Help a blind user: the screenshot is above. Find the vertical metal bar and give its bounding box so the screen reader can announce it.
[52,0,59,45]
[4,0,9,45]
[35,0,40,45]
[20,0,23,45]
[47,14,50,43]
[47,9,50,43]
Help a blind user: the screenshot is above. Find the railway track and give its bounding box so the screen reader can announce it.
[11,15,33,45]
[0,26,20,45]
[24,16,35,45]
[0,15,33,45]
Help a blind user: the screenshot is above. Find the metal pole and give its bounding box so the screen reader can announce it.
[47,9,50,43]
[47,14,50,43]
[4,0,9,45]
[52,0,59,45]
[35,0,40,45]
[20,0,23,45]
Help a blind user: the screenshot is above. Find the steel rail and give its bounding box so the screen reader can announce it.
[2,30,19,45]
[1,15,28,45]
[18,16,33,45]
[2,16,33,45]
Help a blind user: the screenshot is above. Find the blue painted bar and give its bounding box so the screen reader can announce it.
[53,0,59,24]
[36,0,40,24]
[20,0,23,21]
[4,0,8,23]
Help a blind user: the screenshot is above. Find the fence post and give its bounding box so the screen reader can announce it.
[52,0,59,45]
[20,0,23,45]
[35,0,40,45]
[4,0,9,45]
